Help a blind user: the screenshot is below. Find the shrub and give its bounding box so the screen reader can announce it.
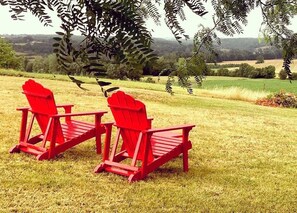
[256,91,297,108]
[262,65,275,78]
[292,73,297,80]
[106,64,128,80]
[238,63,255,77]
[144,77,155,83]
[248,66,275,79]
[207,69,216,76]
[25,61,33,72]
[126,68,142,81]
[216,68,230,76]
[248,68,261,78]
[278,69,287,80]
[255,55,264,64]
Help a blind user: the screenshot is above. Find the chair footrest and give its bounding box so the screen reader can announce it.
[18,142,47,156]
[104,160,139,172]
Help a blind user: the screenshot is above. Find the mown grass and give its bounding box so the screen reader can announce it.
[0,75,297,212]
[201,77,297,94]
[2,69,296,96]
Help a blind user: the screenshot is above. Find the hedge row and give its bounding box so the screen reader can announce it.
[208,63,276,79]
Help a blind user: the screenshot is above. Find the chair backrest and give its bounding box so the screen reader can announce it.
[22,79,64,143]
[108,91,153,161]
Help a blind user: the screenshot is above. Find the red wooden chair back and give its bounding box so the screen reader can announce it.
[22,79,64,143]
[108,91,154,162]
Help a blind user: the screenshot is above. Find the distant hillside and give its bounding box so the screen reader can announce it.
[1,34,282,61]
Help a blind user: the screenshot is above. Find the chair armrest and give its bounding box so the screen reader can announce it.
[102,121,114,127]
[56,104,74,122]
[52,111,107,118]
[148,117,154,121]
[147,117,154,128]
[56,104,74,108]
[144,124,195,134]
[16,107,30,111]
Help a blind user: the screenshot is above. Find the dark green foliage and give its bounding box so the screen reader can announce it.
[262,66,276,79]
[208,63,241,69]
[165,75,175,95]
[212,64,276,79]
[217,68,230,76]
[144,77,156,83]
[164,0,207,43]
[126,69,143,81]
[105,63,143,81]
[0,38,23,69]
[292,73,297,80]
[238,63,255,78]
[278,69,287,80]
[25,62,33,72]
[255,55,264,64]
[106,64,128,80]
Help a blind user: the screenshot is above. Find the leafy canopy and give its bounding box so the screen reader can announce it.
[0,37,22,69]
[0,0,297,83]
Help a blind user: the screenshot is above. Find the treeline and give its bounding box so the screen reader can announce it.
[2,35,283,61]
[209,63,276,79]
[0,36,285,81]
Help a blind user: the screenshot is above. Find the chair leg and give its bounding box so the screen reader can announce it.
[94,163,106,173]
[96,135,102,154]
[9,145,20,153]
[128,171,142,183]
[183,149,189,172]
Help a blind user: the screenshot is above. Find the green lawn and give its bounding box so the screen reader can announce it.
[0,74,297,212]
[1,69,297,95]
[201,76,297,94]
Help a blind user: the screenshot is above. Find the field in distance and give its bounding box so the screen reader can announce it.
[216,59,297,72]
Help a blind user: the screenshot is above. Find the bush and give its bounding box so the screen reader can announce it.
[247,66,275,79]
[256,91,297,108]
[292,73,297,80]
[126,68,142,81]
[248,68,261,78]
[238,63,255,77]
[25,61,33,72]
[262,65,275,78]
[216,68,230,76]
[106,64,128,80]
[144,77,155,83]
[255,55,264,64]
[278,69,287,80]
[207,69,216,76]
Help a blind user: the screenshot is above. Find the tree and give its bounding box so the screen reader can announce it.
[0,37,22,69]
[1,0,297,85]
[32,56,49,73]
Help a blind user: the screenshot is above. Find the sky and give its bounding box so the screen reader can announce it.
[0,4,296,39]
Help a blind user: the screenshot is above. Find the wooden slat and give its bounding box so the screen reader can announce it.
[104,160,138,172]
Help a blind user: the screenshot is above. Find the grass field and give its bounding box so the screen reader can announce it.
[217,59,297,72]
[201,76,297,94]
[0,75,297,212]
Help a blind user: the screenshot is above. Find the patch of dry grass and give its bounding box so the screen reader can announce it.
[0,76,297,212]
[197,87,268,102]
[218,59,297,72]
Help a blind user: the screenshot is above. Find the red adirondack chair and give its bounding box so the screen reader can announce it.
[10,79,108,160]
[94,91,195,182]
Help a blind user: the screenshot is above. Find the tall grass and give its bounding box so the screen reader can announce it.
[198,86,268,102]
